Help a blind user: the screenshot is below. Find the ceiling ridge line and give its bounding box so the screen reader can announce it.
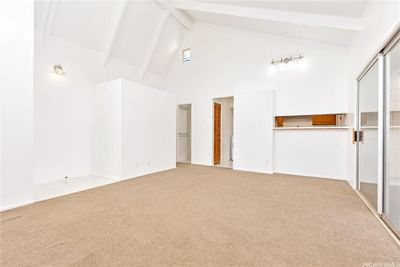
[102,0,128,67]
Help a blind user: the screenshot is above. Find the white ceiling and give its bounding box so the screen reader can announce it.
[110,1,166,69]
[148,16,187,77]
[173,0,368,47]
[186,10,355,46]
[34,0,369,78]
[198,1,367,18]
[50,1,118,52]
[34,0,189,79]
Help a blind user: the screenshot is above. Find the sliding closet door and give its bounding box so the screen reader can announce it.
[358,61,379,210]
[383,37,400,235]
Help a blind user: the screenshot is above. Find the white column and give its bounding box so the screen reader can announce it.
[0,0,34,210]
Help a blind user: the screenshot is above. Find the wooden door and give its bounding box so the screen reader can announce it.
[214,103,221,165]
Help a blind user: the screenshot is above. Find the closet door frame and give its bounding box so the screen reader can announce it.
[355,27,400,238]
[355,54,384,214]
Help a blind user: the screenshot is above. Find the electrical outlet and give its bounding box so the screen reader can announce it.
[265,160,269,166]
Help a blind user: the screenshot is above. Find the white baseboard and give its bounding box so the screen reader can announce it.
[274,170,346,181]
[0,200,34,212]
[346,179,356,190]
[120,166,177,181]
[233,166,273,174]
[91,173,122,181]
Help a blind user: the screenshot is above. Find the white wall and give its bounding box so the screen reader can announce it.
[346,0,400,187]
[274,129,348,180]
[0,0,34,210]
[167,23,348,115]
[34,33,169,184]
[92,79,176,180]
[33,0,189,185]
[92,79,122,179]
[34,36,93,184]
[234,90,274,173]
[121,79,176,179]
[166,23,349,176]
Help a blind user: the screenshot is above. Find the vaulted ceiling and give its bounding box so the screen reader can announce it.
[173,0,367,46]
[34,0,191,79]
[34,0,367,79]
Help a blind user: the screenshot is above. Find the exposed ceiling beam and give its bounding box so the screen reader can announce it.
[171,1,361,32]
[139,11,170,80]
[42,0,58,44]
[102,1,128,67]
[155,0,193,30]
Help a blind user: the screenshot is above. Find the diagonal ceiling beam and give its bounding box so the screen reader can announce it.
[42,0,58,44]
[155,0,193,30]
[102,0,128,67]
[171,1,361,31]
[139,10,170,80]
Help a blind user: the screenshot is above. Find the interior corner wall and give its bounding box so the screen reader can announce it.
[346,0,400,187]
[92,79,122,179]
[92,79,176,180]
[121,79,176,179]
[34,36,94,184]
[33,33,169,185]
[0,0,34,210]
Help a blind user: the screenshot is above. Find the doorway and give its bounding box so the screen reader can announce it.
[177,104,191,163]
[213,97,234,168]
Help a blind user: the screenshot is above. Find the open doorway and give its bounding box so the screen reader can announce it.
[177,104,192,163]
[213,97,233,168]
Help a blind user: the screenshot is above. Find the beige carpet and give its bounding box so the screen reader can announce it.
[1,164,399,266]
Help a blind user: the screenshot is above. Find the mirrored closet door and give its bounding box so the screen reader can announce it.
[356,30,400,237]
[383,35,400,236]
[357,60,379,211]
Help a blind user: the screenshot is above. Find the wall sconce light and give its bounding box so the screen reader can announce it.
[270,54,304,66]
[53,64,65,75]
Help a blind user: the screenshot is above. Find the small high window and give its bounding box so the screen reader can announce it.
[182,48,191,63]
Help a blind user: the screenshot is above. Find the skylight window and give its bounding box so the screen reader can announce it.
[182,48,191,63]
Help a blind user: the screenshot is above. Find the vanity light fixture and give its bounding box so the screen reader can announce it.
[270,54,304,65]
[53,64,66,75]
